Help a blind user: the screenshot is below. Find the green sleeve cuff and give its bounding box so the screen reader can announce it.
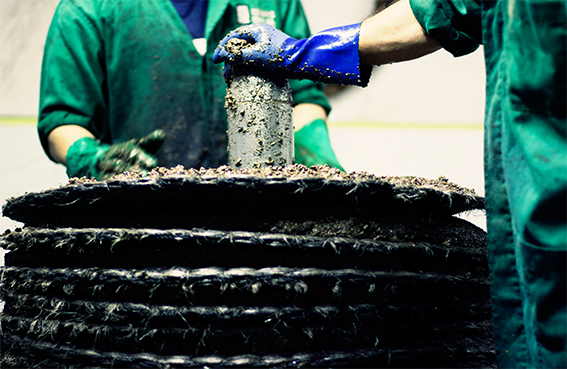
[38,111,95,163]
[289,79,332,115]
[65,137,109,179]
[409,0,482,57]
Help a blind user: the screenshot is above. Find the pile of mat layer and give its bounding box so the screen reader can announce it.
[1,165,494,368]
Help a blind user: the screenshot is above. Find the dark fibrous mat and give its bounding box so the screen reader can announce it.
[1,261,493,366]
[1,225,487,274]
[1,335,495,369]
[0,165,494,367]
[0,266,489,306]
[1,165,485,229]
[1,291,491,358]
[0,311,491,356]
[2,294,490,332]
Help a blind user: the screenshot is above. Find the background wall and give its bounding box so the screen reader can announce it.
[0,0,487,237]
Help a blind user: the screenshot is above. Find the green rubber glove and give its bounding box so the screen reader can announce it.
[65,129,166,180]
[294,119,345,171]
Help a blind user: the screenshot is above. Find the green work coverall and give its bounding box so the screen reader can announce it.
[38,0,334,171]
[410,0,567,367]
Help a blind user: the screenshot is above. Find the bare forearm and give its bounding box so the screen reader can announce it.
[293,103,327,131]
[47,125,95,164]
[359,0,441,66]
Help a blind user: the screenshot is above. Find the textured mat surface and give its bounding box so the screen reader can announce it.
[2,165,484,229]
[1,226,487,272]
[0,335,495,368]
[0,166,493,367]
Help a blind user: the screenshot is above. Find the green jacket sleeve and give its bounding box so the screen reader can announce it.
[38,0,109,162]
[280,0,331,114]
[409,0,482,57]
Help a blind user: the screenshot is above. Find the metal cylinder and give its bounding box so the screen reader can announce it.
[226,66,294,169]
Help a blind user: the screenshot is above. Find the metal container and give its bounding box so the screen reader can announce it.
[225,66,294,169]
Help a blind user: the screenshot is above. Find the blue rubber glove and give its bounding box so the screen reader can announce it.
[294,118,345,171]
[65,129,166,180]
[213,23,371,87]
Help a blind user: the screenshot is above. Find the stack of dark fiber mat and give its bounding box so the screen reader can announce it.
[0,165,494,368]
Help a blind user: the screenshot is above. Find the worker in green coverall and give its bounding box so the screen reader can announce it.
[38,0,344,180]
[214,0,567,368]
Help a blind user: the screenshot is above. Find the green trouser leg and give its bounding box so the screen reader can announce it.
[294,118,345,171]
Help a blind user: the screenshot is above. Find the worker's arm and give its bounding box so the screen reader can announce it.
[48,125,95,165]
[358,0,441,65]
[293,103,326,131]
[47,125,166,180]
[213,0,440,86]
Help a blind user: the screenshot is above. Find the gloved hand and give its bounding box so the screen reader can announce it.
[213,23,371,86]
[294,119,345,171]
[65,129,166,180]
